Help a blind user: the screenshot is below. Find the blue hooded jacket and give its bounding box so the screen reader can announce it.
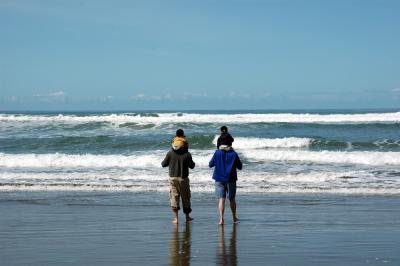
[209,149,242,183]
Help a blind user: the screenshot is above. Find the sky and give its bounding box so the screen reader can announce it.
[1,0,399,111]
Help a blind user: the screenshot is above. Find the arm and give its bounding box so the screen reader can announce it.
[209,152,216,168]
[161,152,170,167]
[235,154,242,170]
[188,153,195,169]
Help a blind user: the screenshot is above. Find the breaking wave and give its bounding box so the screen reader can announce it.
[1,148,399,169]
[0,171,399,195]
[240,149,400,165]
[1,112,400,124]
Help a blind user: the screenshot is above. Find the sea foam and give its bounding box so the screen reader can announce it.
[214,136,312,149]
[1,170,398,195]
[240,149,400,165]
[1,148,399,169]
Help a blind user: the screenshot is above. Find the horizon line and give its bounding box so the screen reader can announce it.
[0,107,399,113]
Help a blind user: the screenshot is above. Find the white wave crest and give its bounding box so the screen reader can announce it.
[1,148,399,169]
[213,136,311,149]
[240,149,400,165]
[0,153,163,168]
[1,112,399,124]
[0,151,214,169]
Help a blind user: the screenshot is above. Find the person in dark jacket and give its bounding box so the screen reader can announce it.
[162,134,195,224]
[209,148,242,225]
[217,126,234,150]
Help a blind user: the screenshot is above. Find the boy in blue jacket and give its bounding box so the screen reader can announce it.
[209,148,242,225]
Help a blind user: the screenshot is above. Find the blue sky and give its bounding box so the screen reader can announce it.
[1,0,399,110]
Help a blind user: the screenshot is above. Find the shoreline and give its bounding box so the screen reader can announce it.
[1,187,400,196]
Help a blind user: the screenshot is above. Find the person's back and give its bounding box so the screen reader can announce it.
[162,129,195,224]
[162,148,195,178]
[209,149,242,183]
[209,148,242,225]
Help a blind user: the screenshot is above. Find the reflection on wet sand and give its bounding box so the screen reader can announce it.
[216,224,237,266]
[170,224,191,266]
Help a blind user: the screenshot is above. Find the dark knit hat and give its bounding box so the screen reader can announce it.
[176,129,184,137]
[220,126,228,133]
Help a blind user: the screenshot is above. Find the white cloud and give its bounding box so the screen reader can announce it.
[131,93,145,100]
[98,95,114,101]
[33,91,65,97]
[28,90,66,104]
[129,91,268,101]
[87,95,114,102]
[48,91,65,97]
[7,96,18,102]
[240,93,251,99]
[229,91,253,99]
[131,93,180,101]
[183,92,209,98]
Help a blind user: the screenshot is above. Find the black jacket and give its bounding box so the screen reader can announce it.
[161,149,195,178]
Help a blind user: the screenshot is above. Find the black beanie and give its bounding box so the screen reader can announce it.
[220,126,228,133]
[176,129,184,137]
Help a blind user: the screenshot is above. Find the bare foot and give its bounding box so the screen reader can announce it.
[219,219,224,225]
[233,217,239,223]
[185,216,194,223]
[172,218,179,224]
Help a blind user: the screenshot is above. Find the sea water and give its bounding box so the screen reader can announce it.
[0,109,399,195]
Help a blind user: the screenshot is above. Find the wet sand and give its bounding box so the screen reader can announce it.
[0,191,399,265]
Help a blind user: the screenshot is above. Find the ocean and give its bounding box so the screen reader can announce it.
[1,110,400,265]
[0,109,399,195]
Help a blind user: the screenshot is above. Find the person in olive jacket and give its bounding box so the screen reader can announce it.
[162,129,195,224]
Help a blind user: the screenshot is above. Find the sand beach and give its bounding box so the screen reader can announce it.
[1,191,399,265]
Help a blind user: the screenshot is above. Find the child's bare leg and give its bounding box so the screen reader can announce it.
[230,198,239,222]
[219,198,225,225]
[172,208,179,224]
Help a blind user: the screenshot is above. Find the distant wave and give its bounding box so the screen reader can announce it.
[214,136,312,149]
[228,137,400,150]
[1,135,399,154]
[1,112,400,124]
